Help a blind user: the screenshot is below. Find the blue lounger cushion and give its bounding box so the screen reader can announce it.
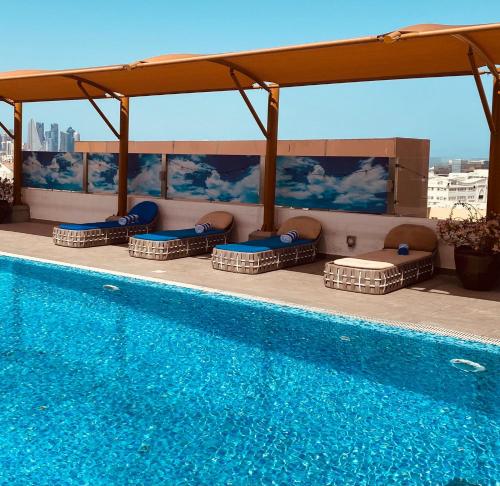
[58,201,159,231]
[216,236,313,253]
[134,228,225,241]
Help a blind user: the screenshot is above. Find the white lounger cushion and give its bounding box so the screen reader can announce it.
[333,249,432,270]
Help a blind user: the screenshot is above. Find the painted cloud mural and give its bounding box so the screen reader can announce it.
[128,154,162,196]
[276,156,389,213]
[22,149,389,214]
[87,153,118,193]
[23,151,83,191]
[167,154,260,203]
[87,153,162,195]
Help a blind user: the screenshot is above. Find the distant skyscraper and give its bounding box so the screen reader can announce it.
[50,123,59,151]
[36,122,45,146]
[65,127,76,152]
[45,123,59,152]
[27,118,43,151]
[59,131,68,152]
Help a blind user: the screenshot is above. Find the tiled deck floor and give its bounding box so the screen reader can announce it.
[1,221,499,343]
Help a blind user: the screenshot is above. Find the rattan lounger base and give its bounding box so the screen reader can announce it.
[53,223,155,248]
[212,241,318,275]
[324,254,435,295]
[128,230,231,260]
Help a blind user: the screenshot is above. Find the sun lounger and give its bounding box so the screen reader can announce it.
[53,201,159,248]
[212,216,322,274]
[128,211,233,260]
[324,224,437,294]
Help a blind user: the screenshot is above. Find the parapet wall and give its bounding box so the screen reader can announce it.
[22,188,454,269]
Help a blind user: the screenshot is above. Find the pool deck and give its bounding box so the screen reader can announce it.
[1,221,499,344]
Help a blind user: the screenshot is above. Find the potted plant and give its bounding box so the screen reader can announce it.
[437,202,500,290]
[0,177,13,223]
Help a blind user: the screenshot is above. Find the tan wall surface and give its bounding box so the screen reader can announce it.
[75,138,416,157]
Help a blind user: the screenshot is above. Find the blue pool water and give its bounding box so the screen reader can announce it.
[0,255,498,485]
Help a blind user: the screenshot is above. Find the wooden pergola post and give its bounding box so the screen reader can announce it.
[117,96,129,216]
[261,86,279,232]
[487,79,500,216]
[13,102,23,205]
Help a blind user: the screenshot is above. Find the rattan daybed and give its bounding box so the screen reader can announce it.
[212,216,322,274]
[324,224,437,295]
[53,201,159,248]
[128,211,234,260]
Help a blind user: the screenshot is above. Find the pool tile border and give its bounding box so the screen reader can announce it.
[1,250,499,347]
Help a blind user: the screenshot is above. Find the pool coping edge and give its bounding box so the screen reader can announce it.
[1,250,499,347]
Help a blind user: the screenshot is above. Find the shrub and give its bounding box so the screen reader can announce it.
[436,202,500,254]
[0,177,13,204]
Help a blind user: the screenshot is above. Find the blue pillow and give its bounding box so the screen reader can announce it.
[128,201,158,224]
[398,243,409,255]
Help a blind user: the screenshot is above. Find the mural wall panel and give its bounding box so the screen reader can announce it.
[22,151,83,191]
[167,154,260,203]
[276,156,389,213]
[128,154,162,197]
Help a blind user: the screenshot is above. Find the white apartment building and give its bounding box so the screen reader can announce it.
[428,168,488,210]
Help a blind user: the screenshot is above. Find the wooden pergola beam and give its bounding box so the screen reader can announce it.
[487,79,500,216]
[261,86,280,232]
[13,102,22,205]
[117,96,129,216]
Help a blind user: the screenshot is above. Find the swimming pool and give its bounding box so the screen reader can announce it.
[0,255,498,485]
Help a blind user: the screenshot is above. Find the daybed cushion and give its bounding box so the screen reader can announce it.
[384,224,437,252]
[58,201,159,231]
[277,216,322,240]
[216,236,313,253]
[333,249,433,270]
[133,228,224,241]
[59,221,125,230]
[196,211,233,230]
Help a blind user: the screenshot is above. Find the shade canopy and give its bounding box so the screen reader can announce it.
[0,23,499,103]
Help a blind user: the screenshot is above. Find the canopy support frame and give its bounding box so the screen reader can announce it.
[0,97,15,139]
[76,81,120,139]
[453,34,499,82]
[117,96,129,216]
[211,59,271,93]
[487,78,499,215]
[70,75,129,215]
[0,96,14,106]
[13,102,23,206]
[229,69,268,138]
[467,48,495,133]
[262,86,280,232]
[0,120,14,140]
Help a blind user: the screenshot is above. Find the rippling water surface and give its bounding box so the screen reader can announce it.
[0,256,498,485]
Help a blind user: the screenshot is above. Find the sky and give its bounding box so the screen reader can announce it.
[0,0,499,157]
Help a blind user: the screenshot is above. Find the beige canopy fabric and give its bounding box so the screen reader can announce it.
[0,23,499,103]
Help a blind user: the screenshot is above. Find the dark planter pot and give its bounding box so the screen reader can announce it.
[0,200,12,224]
[454,246,500,291]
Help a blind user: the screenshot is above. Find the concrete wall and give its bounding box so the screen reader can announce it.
[23,187,453,269]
